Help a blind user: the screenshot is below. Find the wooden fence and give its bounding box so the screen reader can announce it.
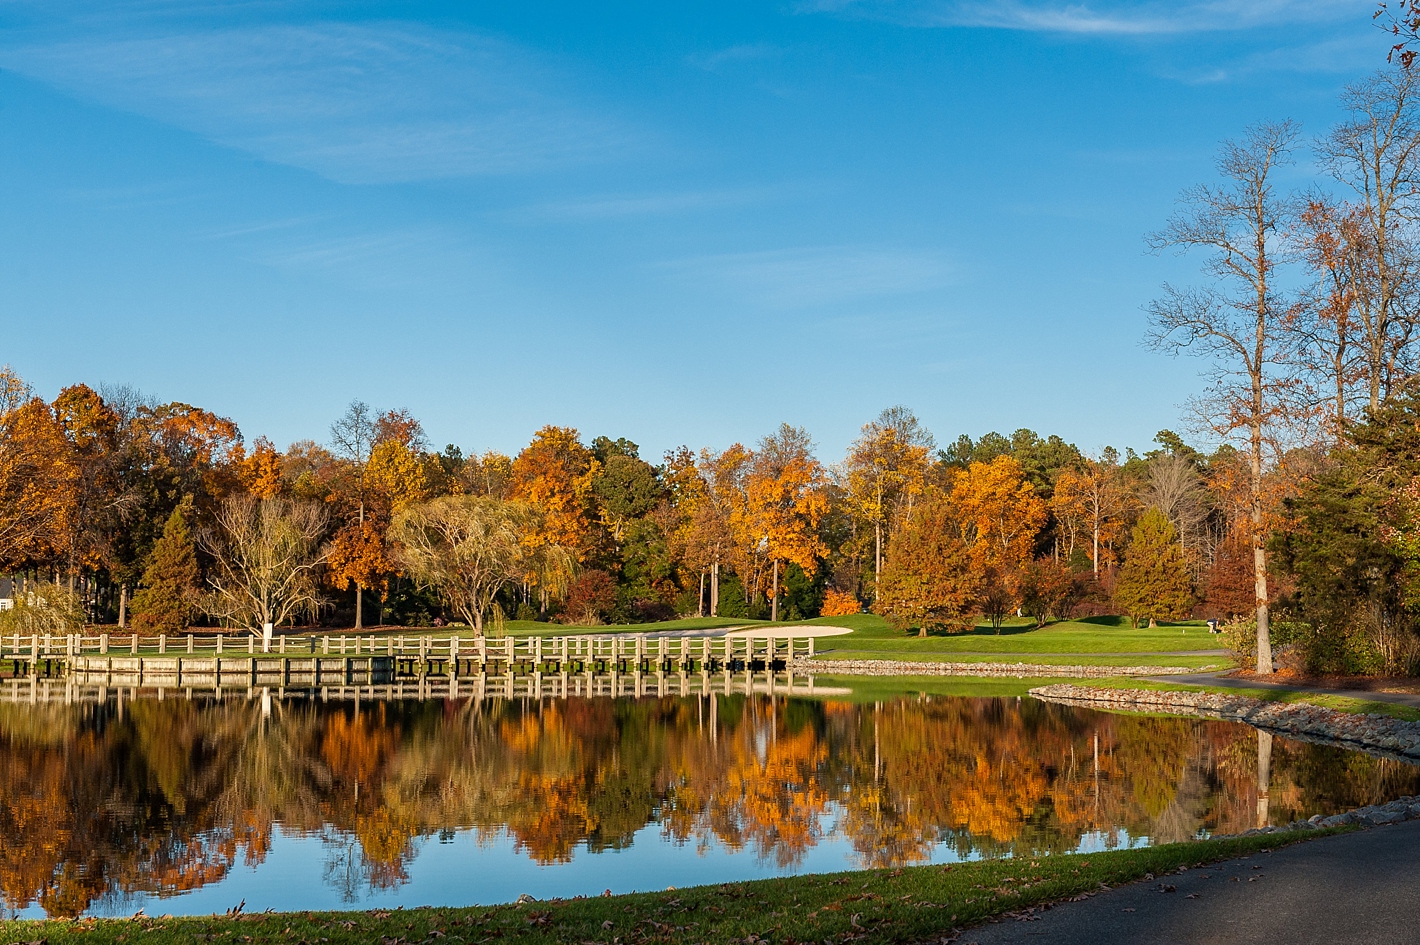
[2,632,816,679]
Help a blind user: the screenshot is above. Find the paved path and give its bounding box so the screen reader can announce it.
[960,821,1420,945]
[1155,670,1420,709]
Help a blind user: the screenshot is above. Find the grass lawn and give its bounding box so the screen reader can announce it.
[0,831,1336,945]
[800,614,1226,656]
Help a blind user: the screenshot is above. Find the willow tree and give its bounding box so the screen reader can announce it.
[390,496,571,635]
[1148,121,1300,675]
[202,495,330,648]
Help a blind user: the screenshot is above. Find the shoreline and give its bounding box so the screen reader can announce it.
[1030,683,1420,764]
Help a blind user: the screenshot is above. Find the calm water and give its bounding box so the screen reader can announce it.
[2,690,1417,919]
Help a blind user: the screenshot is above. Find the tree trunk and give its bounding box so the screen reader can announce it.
[874,520,882,600]
[711,561,720,617]
[1092,521,1100,576]
[118,584,128,629]
[355,586,364,630]
[1252,424,1272,675]
[698,571,707,618]
[771,559,780,622]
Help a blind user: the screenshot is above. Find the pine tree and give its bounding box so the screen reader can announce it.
[1115,507,1193,627]
[131,501,202,633]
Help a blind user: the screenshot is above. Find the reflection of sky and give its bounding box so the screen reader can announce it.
[12,811,1152,919]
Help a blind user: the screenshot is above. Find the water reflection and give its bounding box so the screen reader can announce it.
[0,692,1415,918]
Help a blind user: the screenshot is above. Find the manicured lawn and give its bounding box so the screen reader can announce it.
[787,613,1228,659]
[0,831,1334,945]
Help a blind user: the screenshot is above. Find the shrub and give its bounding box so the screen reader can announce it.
[561,570,618,625]
[821,589,862,617]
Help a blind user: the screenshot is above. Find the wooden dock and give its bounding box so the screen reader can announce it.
[1,631,820,693]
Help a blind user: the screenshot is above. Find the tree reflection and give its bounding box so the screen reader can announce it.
[1,691,1417,917]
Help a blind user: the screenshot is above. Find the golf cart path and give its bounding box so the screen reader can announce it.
[957,820,1420,945]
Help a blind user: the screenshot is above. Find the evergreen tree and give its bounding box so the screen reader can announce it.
[130,500,202,633]
[1114,507,1193,627]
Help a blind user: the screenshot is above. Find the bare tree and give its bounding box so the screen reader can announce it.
[1315,67,1420,412]
[202,495,330,648]
[1148,121,1301,675]
[1140,454,1210,564]
[390,496,566,635]
[1295,197,1368,438]
[330,400,376,629]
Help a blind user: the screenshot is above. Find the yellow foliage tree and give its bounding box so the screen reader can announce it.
[742,425,828,620]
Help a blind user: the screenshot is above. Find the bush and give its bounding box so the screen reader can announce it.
[821,589,862,617]
[561,570,618,625]
[1225,617,1383,675]
[0,583,85,635]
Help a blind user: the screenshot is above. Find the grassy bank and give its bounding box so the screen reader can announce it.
[0,831,1336,945]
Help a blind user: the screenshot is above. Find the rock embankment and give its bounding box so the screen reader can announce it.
[1029,683,1420,764]
[792,659,1202,678]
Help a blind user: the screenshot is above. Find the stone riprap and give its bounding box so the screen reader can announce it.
[1029,683,1420,764]
[792,659,1203,678]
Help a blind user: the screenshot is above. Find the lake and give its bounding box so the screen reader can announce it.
[2,687,1416,919]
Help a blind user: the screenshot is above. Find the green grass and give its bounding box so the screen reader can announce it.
[803,614,1226,655]
[1086,678,1420,722]
[812,651,1225,669]
[0,831,1337,945]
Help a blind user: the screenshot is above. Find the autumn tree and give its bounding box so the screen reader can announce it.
[1052,456,1127,574]
[130,500,202,633]
[511,428,599,600]
[238,437,285,499]
[842,406,935,600]
[201,495,330,647]
[330,400,377,628]
[1114,508,1194,627]
[0,370,78,571]
[1148,122,1301,675]
[743,425,829,621]
[671,446,746,617]
[1017,558,1079,628]
[874,496,976,636]
[389,496,568,634]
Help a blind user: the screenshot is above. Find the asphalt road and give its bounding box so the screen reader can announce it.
[958,821,1420,945]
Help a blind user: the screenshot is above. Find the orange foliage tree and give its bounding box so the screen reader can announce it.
[742,425,829,621]
[874,496,976,636]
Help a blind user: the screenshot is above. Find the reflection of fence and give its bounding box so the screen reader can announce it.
[0,669,844,705]
[2,633,820,689]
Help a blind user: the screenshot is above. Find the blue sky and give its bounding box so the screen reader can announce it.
[0,0,1390,461]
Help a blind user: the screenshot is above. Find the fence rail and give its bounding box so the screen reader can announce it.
[1,632,816,679]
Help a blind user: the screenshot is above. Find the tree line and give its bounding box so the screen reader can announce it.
[0,363,1273,638]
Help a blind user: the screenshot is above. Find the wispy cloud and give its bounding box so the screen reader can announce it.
[0,21,634,184]
[523,186,781,221]
[797,0,1358,36]
[662,246,954,309]
[688,43,782,71]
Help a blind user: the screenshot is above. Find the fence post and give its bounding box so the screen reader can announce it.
[216,634,223,655]
[187,633,194,654]
[159,634,166,655]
